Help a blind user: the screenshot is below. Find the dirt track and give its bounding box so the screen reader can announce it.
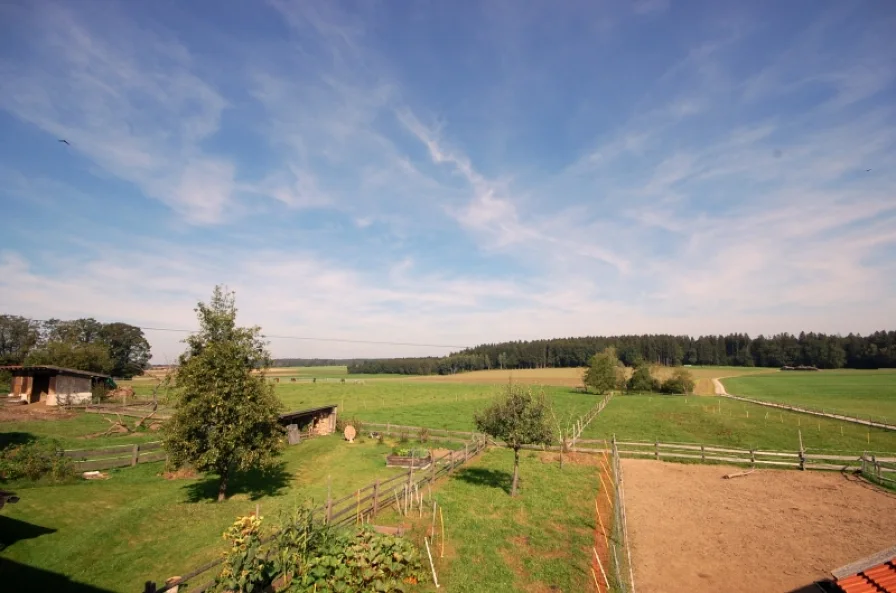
[622,459,896,593]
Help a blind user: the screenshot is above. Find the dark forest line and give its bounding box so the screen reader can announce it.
[346,331,896,375]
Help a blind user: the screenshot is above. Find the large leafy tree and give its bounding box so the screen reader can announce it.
[474,384,553,497]
[0,315,40,365]
[24,340,114,374]
[99,323,151,378]
[583,347,625,394]
[164,287,284,501]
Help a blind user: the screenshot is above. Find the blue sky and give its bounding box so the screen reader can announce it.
[1,0,894,362]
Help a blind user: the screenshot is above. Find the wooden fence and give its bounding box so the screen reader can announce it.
[611,440,896,473]
[360,422,478,443]
[718,392,896,432]
[60,441,166,472]
[862,456,896,487]
[570,393,612,447]
[145,436,488,593]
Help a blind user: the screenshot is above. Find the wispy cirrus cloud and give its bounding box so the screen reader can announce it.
[1,0,894,361]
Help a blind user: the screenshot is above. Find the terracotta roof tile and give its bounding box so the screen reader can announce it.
[834,559,896,593]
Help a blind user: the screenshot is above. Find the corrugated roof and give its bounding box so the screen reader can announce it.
[279,405,338,421]
[833,558,896,593]
[0,365,111,379]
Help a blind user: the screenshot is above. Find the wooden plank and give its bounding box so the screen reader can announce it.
[76,457,134,472]
[138,451,167,464]
[62,445,137,458]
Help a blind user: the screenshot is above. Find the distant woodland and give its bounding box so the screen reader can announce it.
[346,332,896,375]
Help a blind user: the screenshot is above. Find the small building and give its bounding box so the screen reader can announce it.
[279,404,338,438]
[1,365,111,406]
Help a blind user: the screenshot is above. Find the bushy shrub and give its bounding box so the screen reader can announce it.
[214,509,425,593]
[627,365,660,392]
[0,440,73,482]
[660,368,696,394]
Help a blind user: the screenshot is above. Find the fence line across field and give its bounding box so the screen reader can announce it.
[718,392,896,432]
[143,436,487,593]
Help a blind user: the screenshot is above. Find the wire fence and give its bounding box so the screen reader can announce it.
[608,436,635,593]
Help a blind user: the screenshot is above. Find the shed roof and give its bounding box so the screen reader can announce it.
[0,365,111,379]
[280,405,338,422]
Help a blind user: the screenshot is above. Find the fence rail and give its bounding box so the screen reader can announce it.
[718,392,896,432]
[608,437,635,593]
[145,436,488,593]
[614,440,896,473]
[60,441,166,472]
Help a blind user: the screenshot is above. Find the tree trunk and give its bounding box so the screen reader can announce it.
[511,448,521,497]
[217,467,230,502]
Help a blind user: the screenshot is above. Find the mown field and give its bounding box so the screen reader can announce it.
[277,382,597,432]
[0,436,409,593]
[581,394,896,453]
[723,369,896,423]
[376,448,602,593]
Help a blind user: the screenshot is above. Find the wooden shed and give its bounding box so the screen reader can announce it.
[279,404,338,437]
[1,365,111,406]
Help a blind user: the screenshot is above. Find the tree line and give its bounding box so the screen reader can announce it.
[347,331,896,375]
[0,315,151,378]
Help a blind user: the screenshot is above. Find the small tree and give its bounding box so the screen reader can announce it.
[164,287,284,501]
[660,368,696,394]
[627,364,660,393]
[474,383,552,496]
[583,347,625,394]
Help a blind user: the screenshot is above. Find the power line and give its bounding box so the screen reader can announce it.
[32,321,468,349]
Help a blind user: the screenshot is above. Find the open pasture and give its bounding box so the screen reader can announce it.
[409,365,774,394]
[276,381,597,432]
[0,436,409,593]
[581,394,896,453]
[723,369,896,423]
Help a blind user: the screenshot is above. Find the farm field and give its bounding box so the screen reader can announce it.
[276,381,597,432]
[623,458,896,593]
[0,436,409,593]
[376,448,601,593]
[0,407,161,450]
[407,365,775,394]
[580,394,896,453]
[723,369,896,423]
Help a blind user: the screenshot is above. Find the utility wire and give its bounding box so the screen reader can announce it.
[32,321,468,349]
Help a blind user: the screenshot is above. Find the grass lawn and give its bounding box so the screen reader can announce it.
[0,411,162,450]
[276,382,599,432]
[722,369,896,423]
[0,436,409,593]
[378,447,601,593]
[581,394,896,454]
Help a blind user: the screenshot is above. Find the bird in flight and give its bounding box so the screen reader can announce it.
[866,169,872,172]
[58,139,70,145]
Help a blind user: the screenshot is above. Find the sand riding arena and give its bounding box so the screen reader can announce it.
[621,459,896,593]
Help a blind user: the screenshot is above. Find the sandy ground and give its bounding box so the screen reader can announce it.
[622,458,896,593]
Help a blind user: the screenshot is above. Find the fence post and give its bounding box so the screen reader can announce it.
[430,451,437,482]
[373,480,380,516]
[750,449,755,466]
[464,443,469,462]
[655,440,659,460]
[701,445,705,462]
[132,443,139,467]
[143,581,157,593]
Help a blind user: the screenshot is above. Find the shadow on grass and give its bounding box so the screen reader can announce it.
[182,461,292,502]
[0,515,56,549]
[0,558,116,593]
[455,467,513,494]
[0,432,37,451]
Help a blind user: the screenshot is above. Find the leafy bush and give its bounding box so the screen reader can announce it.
[627,365,660,392]
[390,447,429,458]
[0,440,73,482]
[660,368,696,394]
[214,510,425,593]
